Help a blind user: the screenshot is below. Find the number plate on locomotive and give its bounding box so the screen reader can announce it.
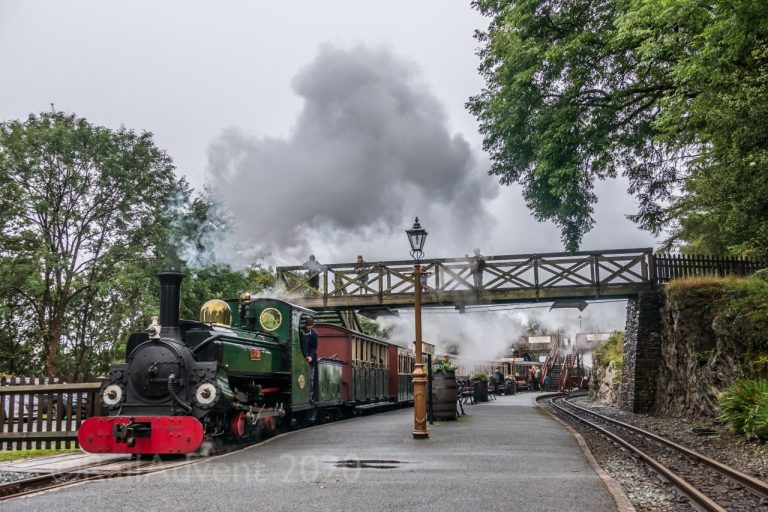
[250,348,262,360]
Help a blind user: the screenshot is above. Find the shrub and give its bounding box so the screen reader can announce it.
[472,372,488,382]
[718,379,768,442]
[594,331,624,369]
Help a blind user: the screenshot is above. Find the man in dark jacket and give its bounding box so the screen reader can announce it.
[300,317,318,402]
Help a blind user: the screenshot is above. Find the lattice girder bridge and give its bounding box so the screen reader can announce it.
[276,248,656,310]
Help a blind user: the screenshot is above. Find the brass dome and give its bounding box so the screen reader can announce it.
[200,299,232,327]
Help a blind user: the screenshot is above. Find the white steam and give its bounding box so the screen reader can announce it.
[205,44,497,266]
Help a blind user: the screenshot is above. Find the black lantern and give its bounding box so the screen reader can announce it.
[406,217,428,260]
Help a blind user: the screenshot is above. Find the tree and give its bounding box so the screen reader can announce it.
[180,265,275,322]
[0,110,189,376]
[468,0,768,255]
[357,315,394,339]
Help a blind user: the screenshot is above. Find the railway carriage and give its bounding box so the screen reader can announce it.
[314,322,414,410]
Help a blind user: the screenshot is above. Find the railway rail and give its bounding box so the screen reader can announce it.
[545,396,768,512]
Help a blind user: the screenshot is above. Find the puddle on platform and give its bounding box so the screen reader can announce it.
[330,459,407,469]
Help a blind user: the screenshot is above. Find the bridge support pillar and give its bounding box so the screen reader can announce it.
[620,290,663,413]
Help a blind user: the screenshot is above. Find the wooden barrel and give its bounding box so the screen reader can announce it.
[432,371,458,420]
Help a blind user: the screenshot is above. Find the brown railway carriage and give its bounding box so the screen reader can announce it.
[314,323,414,409]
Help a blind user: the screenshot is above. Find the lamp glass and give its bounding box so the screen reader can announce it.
[406,217,428,253]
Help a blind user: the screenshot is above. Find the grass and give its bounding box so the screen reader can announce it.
[0,448,79,462]
[718,379,768,442]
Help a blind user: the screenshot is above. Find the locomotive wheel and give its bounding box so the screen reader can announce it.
[230,411,247,438]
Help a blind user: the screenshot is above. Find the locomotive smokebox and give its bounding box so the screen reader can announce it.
[157,269,184,340]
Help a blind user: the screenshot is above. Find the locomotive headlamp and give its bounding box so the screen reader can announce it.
[195,382,218,407]
[102,384,124,408]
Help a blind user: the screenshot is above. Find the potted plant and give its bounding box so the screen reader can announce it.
[433,358,457,374]
[472,372,490,402]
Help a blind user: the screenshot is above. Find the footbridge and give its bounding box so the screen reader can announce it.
[276,248,657,310]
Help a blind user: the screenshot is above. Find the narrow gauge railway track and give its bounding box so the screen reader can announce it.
[0,456,200,502]
[547,396,768,512]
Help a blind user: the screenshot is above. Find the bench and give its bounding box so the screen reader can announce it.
[515,379,530,392]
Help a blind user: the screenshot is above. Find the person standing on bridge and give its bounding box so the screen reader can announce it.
[469,248,486,290]
[303,255,324,292]
[354,255,370,294]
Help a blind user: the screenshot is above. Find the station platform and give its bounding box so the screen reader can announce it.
[3,393,629,511]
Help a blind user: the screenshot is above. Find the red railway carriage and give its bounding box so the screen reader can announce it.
[314,322,413,410]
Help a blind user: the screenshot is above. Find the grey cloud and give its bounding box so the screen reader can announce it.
[205,44,497,262]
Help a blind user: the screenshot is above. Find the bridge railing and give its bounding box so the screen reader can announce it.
[276,248,655,305]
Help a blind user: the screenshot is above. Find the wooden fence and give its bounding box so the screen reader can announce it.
[0,377,102,450]
[654,254,765,283]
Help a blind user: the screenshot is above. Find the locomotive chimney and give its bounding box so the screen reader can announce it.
[157,269,184,340]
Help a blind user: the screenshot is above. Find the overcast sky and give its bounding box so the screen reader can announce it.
[1,1,657,347]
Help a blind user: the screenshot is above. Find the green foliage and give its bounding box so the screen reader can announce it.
[357,315,394,339]
[433,357,457,373]
[594,331,624,369]
[0,110,189,376]
[718,379,768,442]
[472,372,489,382]
[179,265,275,322]
[468,0,768,255]
[753,354,768,378]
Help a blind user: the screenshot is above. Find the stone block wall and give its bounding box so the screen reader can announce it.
[619,290,663,413]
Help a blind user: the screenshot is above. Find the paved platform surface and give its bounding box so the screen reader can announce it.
[2,393,620,512]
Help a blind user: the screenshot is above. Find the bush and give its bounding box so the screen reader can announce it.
[718,379,768,442]
[594,331,624,369]
[472,372,488,382]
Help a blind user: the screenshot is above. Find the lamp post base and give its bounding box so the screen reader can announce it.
[412,363,429,439]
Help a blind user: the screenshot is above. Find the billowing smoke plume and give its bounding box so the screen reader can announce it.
[205,44,497,265]
[379,301,627,366]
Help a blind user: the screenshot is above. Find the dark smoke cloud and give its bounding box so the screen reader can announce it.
[205,44,497,264]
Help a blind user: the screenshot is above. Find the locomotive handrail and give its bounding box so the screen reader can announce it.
[191,333,227,354]
[167,374,192,413]
[192,334,283,355]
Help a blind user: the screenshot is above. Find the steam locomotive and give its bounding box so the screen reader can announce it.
[78,270,415,455]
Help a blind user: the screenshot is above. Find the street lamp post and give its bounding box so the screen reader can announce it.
[406,217,428,439]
